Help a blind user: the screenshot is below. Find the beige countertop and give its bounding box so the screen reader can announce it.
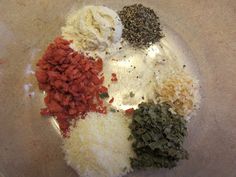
[0,0,235,177]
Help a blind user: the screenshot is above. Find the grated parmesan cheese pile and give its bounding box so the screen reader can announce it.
[63,112,135,177]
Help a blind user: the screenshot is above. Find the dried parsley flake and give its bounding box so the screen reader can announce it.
[99,92,109,99]
[129,102,188,169]
[129,91,135,97]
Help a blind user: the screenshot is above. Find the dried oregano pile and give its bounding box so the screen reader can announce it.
[129,102,188,169]
[119,4,163,48]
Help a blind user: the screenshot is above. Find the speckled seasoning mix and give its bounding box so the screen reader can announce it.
[35,4,200,177]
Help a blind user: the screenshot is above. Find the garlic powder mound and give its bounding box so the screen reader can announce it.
[61,5,123,51]
[63,112,134,177]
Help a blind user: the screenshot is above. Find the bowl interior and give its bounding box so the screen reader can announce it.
[0,1,235,177]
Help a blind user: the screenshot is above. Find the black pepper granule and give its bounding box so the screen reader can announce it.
[119,4,164,48]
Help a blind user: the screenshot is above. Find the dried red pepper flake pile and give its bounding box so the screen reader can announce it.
[35,37,108,135]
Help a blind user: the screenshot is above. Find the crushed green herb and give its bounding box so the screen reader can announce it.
[129,91,135,97]
[119,4,163,48]
[99,92,109,99]
[129,102,188,169]
[110,108,117,112]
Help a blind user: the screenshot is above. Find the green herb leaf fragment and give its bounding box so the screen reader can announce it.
[129,91,135,97]
[110,108,117,112]
[99,92,109,99]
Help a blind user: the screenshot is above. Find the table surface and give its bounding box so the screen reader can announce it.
[0,0,235,177]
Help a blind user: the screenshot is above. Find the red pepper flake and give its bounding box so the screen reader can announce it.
[109,97,114,103]
[125,108,134,115]
[35,37,107,136]
[40,108,51,116]
[111,73,118,82]
[98,86,108,94]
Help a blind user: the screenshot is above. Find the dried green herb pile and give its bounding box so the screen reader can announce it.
[119,4,163,48]
[129,102,188,169]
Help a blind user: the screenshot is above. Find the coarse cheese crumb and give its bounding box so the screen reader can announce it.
[63,112,135,177]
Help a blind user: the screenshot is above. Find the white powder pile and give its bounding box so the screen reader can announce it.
[63,112,134,177]
[62,5,123,51]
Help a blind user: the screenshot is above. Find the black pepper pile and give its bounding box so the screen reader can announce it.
[119,4,163,48]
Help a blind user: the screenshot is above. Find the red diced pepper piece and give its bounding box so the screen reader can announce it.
[109,97,114,103]
[125,108,134,115]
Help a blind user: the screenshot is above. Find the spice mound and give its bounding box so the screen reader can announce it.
[63,112,135,177]
[35,37,107,135]
[129,102,188,169]
[62,5,123,51]
[119,4,163,48]
[155,72,200,117]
